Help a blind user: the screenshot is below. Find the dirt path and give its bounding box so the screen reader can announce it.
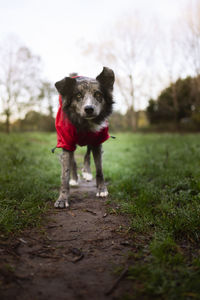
[0,180,134,300]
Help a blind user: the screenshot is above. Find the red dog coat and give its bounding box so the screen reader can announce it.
[55,95,110,151]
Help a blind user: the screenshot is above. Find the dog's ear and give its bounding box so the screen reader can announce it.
[96,67,115,91]
[55,77,76,96]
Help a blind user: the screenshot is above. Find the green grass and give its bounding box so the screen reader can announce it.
[102,133,200,300]
[0,132,61,233]
[1,132,200,299]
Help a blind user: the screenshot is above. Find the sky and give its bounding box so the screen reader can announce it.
[0,0,195,112]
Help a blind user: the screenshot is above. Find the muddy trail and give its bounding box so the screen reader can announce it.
[0,180,135,300]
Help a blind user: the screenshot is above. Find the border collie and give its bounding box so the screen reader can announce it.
[54,67,115,208]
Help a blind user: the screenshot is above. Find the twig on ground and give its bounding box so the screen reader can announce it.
[105,267,128,296]
[71,253,84,263]
[83,209,97,215]
[47,225,62,229]
[30,253,60,259]
[68,248,84,263]
[46,237,77,242]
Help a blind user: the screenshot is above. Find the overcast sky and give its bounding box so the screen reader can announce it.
[0,0,195,111]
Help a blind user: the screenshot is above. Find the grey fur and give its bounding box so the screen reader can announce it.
[83,145,92,175]
[92,144,108,196]
[54,67,115,208]
[54,150,72,208]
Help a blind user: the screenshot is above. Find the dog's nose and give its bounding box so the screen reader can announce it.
[84,105,94,114]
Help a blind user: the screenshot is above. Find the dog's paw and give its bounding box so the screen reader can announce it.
[54,198,69,209]
[69,179,79,187]
[96,188,108,198]
[82,171,93,181]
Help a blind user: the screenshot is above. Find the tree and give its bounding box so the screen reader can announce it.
[180,1,200,115]
[20,110,55,132]
[82,15,150,131]
[146,99,159,124]
[184,1,200,77]
[38,80,57,118]
[147,76,200,128]
[0,35,42,133]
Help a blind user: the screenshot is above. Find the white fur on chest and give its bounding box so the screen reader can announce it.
[88,120,107,132]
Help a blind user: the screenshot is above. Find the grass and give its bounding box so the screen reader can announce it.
[102,133,200,300]
[0,132,61,233]
[0,132,200,299]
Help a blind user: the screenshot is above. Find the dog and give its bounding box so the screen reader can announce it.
[54,67,115,208]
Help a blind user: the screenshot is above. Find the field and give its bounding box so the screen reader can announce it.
[0,132,200,299]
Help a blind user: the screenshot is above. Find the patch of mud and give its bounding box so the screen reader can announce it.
[0,180,135,300]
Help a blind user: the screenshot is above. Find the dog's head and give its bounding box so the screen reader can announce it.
[55,67,115,125]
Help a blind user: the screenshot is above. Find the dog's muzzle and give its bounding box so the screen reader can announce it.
[84,105,94,115]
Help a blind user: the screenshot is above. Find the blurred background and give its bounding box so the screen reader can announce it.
[0,0,200,133]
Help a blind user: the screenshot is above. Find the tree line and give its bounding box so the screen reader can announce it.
[146,75,200,131]
[1,0,200,135]
[1,73,200,133]
[0,36,56,133]
[82,2,200,132]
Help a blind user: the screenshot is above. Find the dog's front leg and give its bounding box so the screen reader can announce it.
[69,152,79,186]
[54,149,72,208]
[82,146,93,181]
[92,144,108,197]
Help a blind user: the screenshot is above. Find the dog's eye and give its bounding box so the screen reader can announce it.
[76,92,82,101]
[94,91,103,102]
